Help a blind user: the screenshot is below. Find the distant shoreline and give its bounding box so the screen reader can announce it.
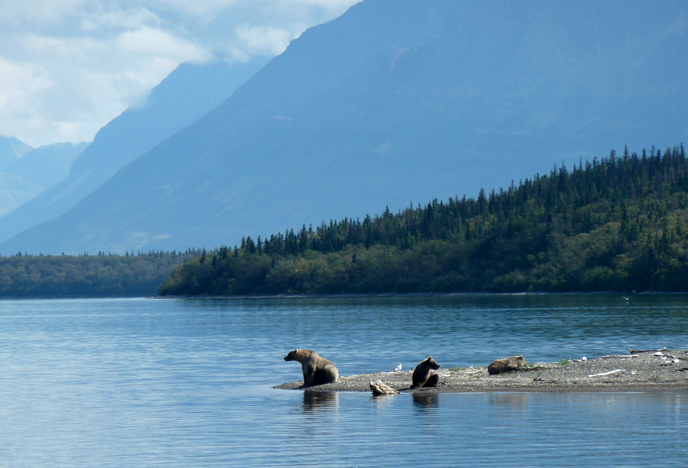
[3,290,688,300]
[156,291,688,300]
[7,290,688,300]
[274,348,688,393]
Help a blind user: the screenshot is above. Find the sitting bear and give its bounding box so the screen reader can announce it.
[487,355,527,375]
[284,349,339,387]
[410,356,441,389]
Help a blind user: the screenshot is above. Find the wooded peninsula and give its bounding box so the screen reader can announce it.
[159,145,688,296]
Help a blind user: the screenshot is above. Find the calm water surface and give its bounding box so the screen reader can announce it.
[0,295,686,467]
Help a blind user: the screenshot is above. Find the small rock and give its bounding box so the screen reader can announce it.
[654,352,664,356]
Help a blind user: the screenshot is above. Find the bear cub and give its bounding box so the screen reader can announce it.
[410,356,441,389]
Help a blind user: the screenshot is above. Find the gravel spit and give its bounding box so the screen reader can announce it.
[274,348,688,393]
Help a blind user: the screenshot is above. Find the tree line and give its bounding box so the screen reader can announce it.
[159,144,688,296]
[0,249,201,297]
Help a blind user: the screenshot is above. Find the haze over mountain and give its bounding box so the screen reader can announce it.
[0,136,32,170]
[0,56,268,245]
[0,142,89,217]
[6,142,89,189]
[2,0,687,255]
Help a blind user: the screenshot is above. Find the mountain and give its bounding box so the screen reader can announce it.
[0,173,42,219]
[0,142,89,217]
[2,0,687,255]
[0,56,268,245]
[0,136,32,170]
[5,142,89,188]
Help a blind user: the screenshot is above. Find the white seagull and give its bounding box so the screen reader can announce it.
[395,363,402,372]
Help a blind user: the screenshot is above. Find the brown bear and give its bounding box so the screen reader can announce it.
[487,355,527,375]
[410,356,440,389]
[284,349,339,387]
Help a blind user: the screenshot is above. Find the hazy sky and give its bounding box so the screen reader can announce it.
[0,0,359,148]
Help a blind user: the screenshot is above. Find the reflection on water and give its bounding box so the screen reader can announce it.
[302,391,339,411]
[489,392,530,409]
[0,296,687,467]
[412,392,440,409]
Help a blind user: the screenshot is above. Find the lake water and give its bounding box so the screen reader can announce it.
[0,294,686,467]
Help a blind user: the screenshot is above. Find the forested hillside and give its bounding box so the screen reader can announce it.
[160,145,688,296]
[0,250,200,297]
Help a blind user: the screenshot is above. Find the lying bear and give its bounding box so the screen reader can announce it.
[284,349,339,387]
[410,356,441,389]
[487,355,527,375]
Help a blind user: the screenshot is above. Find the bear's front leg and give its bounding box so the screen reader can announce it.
[302,363,315,387]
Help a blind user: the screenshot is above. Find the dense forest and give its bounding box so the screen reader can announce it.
[159,145,688,296]
[0,250,200,297]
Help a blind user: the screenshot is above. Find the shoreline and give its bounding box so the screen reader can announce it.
[156,291,688,300]
[274,348,688,394]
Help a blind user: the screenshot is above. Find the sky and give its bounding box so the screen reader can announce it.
[0,0,359,148]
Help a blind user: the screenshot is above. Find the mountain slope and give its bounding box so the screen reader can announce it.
[5,142,89,188]
[0,56,268,244]
[0,142,89,217]
[0,173,42,219]
[2,0,687,255]
[0,136,32,170]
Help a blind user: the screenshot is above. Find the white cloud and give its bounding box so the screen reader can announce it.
[23,34,105,61]
[0,0,360,146]
[148,0,358,17]
[0,58,52,105]
[117,26,210,62]
[0,57,53,139]
[1,24,210,146]
[230,24,293,61]
[81,7,162,32]
[0,0,88,24]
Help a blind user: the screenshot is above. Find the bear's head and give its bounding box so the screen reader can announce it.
[423,356,440,369]
[284,349,300,361]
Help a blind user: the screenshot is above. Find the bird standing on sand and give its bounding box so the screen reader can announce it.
[395,364,402,372]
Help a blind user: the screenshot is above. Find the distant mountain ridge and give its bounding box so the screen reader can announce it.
[6,142,89,189]
[0,56,268,245]
[2,0,687,255]
[0,136,32,170]
[0,141,88,217]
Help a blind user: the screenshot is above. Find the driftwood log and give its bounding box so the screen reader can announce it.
[628,347,668,354]
[588,369,624,378]
[370,380,399,396]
